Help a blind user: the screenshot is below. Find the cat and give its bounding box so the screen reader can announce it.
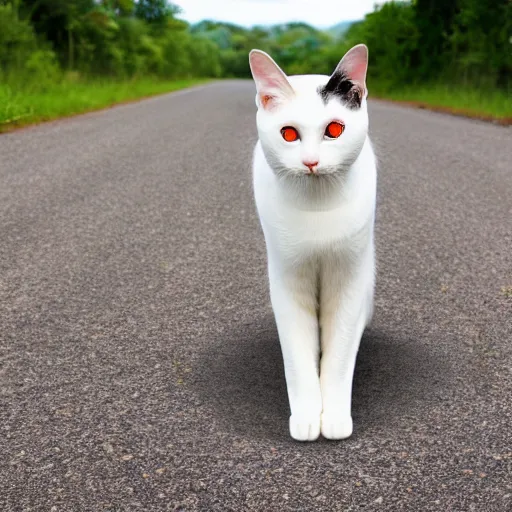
[249,44,377,441]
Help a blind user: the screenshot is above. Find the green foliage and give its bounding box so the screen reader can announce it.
[192,1,510,94]
[449,0,512,87]
[134,0,180,25]
[24,49,61,86]
[0,0,510,123]
[0,3,37,73]
[341,0,511,91]
[0,0,216,80]
[340,3,420,85]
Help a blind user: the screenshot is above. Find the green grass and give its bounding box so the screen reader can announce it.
[371,83,512,120]
[2,77,510,132]
[0,77,210,131]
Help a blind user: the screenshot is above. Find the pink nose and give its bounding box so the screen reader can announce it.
[303,161,319,172]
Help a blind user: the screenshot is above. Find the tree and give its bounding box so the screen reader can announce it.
[134,0,180,24]
[0,2,37,73]
[449,0,512,87]
[413,0,459,79]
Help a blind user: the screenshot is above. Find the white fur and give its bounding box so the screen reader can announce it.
[250,46,377,441]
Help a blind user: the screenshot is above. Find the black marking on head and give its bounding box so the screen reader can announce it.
[318,71,363,109]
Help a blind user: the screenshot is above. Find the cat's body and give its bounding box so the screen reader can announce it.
[250,46,377,441]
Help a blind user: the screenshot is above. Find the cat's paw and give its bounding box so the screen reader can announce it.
[289,414,321,442]
[321,413,353,440]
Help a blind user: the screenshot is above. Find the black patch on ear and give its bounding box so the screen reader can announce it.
[318,71,363,109]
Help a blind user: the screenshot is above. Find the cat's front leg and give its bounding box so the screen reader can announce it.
[319,252,374,440]
[268,261,322,441]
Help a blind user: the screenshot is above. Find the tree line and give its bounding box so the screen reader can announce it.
[0,0,222,86]
[1,0,510,91]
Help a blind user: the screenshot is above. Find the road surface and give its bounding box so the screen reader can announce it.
[1,81,511,511]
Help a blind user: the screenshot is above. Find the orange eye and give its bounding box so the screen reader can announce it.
[281,126,300,142]
[325,121,344,139]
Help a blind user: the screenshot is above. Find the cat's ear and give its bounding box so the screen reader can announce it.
[321,44,369,108]
[249,49,295,110]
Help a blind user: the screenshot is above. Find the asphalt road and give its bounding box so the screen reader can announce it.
[1,81,511,511]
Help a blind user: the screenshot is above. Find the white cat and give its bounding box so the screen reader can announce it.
[249,44,377,441]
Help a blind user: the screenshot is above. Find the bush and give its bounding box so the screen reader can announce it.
[24,49,61,88]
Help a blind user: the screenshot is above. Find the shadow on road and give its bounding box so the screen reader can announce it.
[194,315,448,441]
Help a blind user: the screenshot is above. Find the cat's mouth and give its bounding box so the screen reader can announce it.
[274,164,342,180]
[287,168,331,177]
[302,167,338,177]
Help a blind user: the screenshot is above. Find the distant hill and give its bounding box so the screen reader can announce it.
[190,20,359,37]
[327,20,358,38]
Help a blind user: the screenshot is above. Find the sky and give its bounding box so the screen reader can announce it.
[174,0,389,29]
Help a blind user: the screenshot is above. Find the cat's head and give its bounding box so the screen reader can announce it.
[249,44,369,178]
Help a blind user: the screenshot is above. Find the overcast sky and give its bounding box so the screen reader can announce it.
[174,0,389,28]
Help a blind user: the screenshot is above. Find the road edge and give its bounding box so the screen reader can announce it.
[371,96,512,126]
[0,80,216,135]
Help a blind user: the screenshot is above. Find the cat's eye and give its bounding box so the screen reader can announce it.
[281,126,300,142]
[325,121,344,139]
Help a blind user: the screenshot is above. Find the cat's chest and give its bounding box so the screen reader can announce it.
[253,143,376,256]
[261,200,371,254]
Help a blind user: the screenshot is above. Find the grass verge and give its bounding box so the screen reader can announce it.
[2,79,510,131]
[0,78,210,133]
[371,84,512,125]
